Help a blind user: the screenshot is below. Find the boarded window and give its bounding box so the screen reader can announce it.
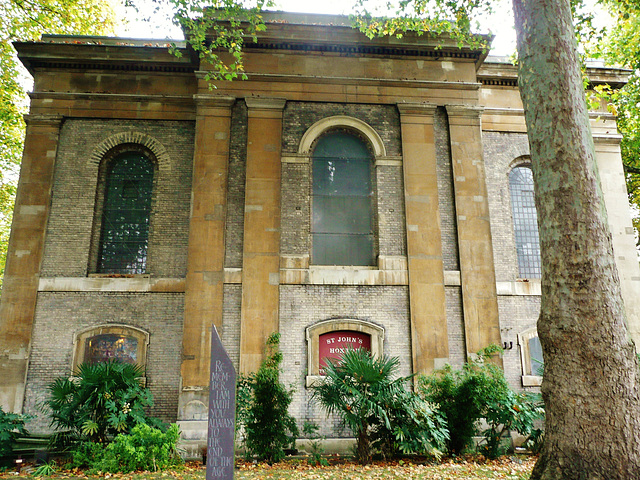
[98,153,154,274]
[509,165,541,278]
[312,131,374,265]
[318,330,372,374]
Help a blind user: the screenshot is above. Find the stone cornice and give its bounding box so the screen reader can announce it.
[397,103,438,116]
[23,114,64,126]
[244,97,287,110]
[30,91,194,104]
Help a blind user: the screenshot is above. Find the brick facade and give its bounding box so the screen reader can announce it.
[41,119,195,278]
[24,292,184,430]
[5,14,638,446]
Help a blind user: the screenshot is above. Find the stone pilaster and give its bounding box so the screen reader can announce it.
[446,105,502,360]
[593,134,640,346]
[0,114,62,412]
[398,103,449,375]
[181,96,234,389]
[239,98,286,374]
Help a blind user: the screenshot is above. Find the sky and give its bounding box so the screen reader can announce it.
[118,0,518,56]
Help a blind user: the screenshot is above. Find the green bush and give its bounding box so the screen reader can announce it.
[0,407,31,464]
[371,387,448,460]
[419,345,544,458]
[72,424,182,473]
[244,333,298,464]
[312,347,448,465]
[301,421,328,466]
[479,390,544,458]
[44,361,162,445]
[235,371,255,446]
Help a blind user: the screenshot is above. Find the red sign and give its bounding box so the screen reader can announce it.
[318,331,371,374]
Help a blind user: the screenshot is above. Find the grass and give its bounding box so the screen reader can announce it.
[0,456,535,480]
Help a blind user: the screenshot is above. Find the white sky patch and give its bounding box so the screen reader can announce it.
[117,0,521,56]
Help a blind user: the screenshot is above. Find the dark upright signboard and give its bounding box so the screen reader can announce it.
[206,326,236,480]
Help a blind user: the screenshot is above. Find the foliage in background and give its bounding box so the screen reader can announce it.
[418,345,543,458]
[566,0,640,242]
[301,421,328,467]
[0,0,118,287]
[234,371,255,447]
[44,361,162,446]
[244,333,298,464]
[0,406,31,464]
[351,0,495,50]
[72,424,182,473]
[167,0,273,84]
[312,347,448,465]
[478,390,544,459]
[595,1,640,242]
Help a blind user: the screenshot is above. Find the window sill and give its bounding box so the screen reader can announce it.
[88,273,151,278]
[522,375,542,387]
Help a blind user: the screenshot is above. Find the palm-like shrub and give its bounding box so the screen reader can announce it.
[312,348,448,464]
[45,361,158,445]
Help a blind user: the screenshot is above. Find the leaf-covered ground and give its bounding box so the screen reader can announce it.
[1,456,535,480]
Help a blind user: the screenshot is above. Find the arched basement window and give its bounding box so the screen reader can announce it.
[312,131,375,266]
[98,152,154,274]
[509,165,541,278]
[72,325,149,373]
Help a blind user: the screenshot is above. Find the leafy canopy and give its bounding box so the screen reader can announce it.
[0,0,118,287]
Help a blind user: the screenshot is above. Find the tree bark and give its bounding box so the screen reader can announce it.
[511,0,640,478]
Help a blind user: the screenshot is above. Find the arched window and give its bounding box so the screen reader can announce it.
[312,131,375,266]
[97,152,154,274]
[72,325,150,373]
[306,319,384,386]
[509,165,541,278]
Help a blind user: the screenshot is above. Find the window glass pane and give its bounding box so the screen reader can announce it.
[312,131,375,266]
[84,334,138,365]
[528,336,544,376]
[509,166,541,278]
[313,133,371,160]
[313,158,371,196]
[313,196,372,234]
[98,153,154,274]
[313,233,375,266]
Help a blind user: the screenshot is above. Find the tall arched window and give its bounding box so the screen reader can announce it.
[509,165,541,278]
[312,131,375,266]
[97,152,154,274]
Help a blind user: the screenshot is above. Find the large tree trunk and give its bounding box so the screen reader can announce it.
[511,0,640,478]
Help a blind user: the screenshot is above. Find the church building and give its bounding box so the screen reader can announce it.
[2,12,639,452]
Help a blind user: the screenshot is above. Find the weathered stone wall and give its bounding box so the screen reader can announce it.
[41,119,195,278]
[23,292,184,432]
[497,295,542,390]
[279,285,411,438]
[483,131,531,282]
[445,286,466,370]
[224,101,248,269]
[280,102,406,260]
[435,107,460,271]
[483,130,541,391]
